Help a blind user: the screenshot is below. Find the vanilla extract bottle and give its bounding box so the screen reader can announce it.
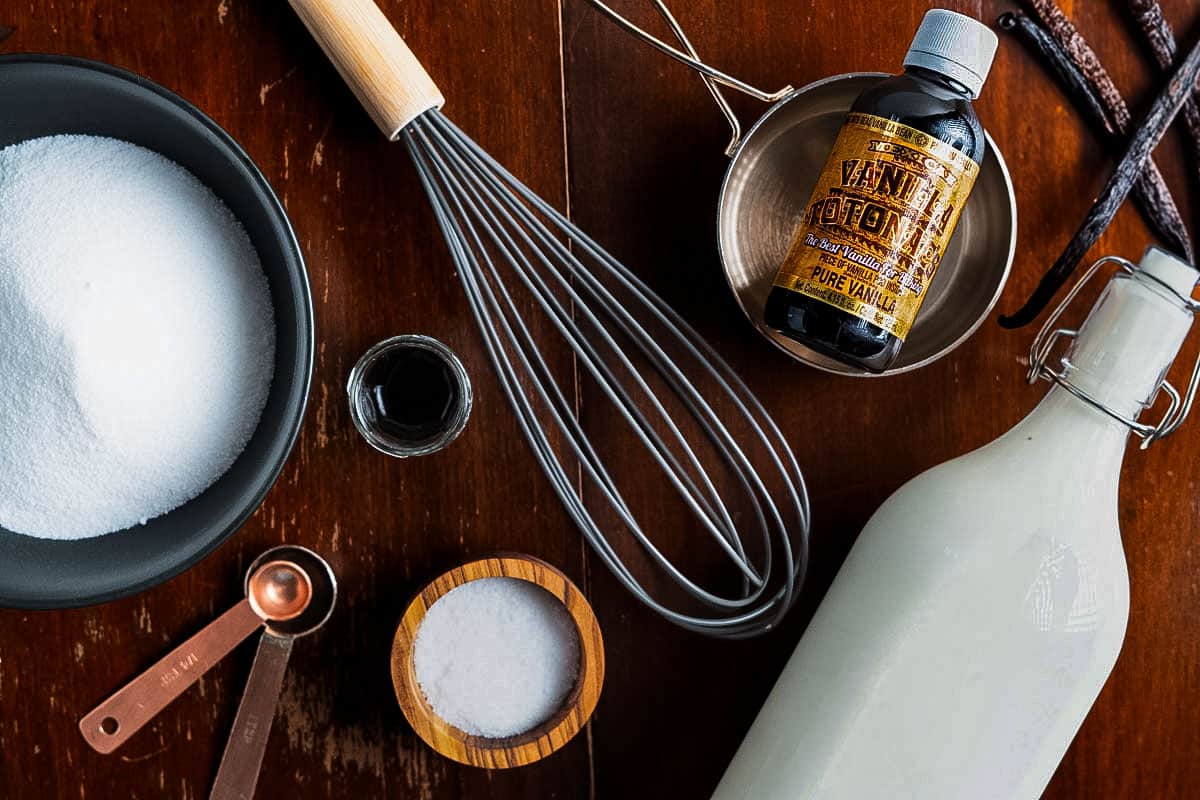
[764,9,998,372]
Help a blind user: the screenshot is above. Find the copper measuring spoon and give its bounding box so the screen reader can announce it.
[79,546,318,754]
[209,546,336,800]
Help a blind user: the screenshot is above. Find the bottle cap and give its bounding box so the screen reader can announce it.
[1138,246,1198,297]
[903,9,998,99]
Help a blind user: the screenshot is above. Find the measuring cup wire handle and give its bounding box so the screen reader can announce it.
[581,0,794,107]
[209,633,295,800]
[78,600,264,755]
[649,1,742,156]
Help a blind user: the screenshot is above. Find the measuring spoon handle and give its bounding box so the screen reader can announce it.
[79,599,263,754]
[209,633,294,800]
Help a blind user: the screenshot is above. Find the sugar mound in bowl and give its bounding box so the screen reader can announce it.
[0,135,275,540]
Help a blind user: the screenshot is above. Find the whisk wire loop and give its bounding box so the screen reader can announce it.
[403,109,809,636]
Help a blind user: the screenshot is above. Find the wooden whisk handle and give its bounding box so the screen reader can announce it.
[288,0,445,139]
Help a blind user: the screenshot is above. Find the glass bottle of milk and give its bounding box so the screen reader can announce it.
[714,246,1199,800]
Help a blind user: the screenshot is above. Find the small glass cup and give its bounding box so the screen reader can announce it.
[347,335,473,458]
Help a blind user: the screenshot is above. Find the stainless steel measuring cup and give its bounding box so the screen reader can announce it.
[585,1,1017,376]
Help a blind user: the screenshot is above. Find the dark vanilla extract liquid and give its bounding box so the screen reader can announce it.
[360,346,458,445]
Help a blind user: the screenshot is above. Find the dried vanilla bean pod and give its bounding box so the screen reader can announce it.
[1000,30,1200,328]
[1126,1,1200,185]
[1000,12,1192,260]
[1127,0,1176,61]
[1020,0,1131,124]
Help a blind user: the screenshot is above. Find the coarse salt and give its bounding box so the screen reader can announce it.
[0,135,275,539]
[413,577,581,738]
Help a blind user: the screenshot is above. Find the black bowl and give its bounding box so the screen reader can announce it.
[0,55,313,608]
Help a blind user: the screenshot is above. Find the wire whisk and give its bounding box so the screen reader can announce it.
[290,0,810,637]
[403,111,808,637]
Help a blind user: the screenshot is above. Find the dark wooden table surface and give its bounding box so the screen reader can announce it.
[3,0,1200,797]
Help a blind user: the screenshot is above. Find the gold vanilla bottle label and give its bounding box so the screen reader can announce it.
[772,112,980,340]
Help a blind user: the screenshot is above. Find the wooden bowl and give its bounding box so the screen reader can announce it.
[390,555,604,768]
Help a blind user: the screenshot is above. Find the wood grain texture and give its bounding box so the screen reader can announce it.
[390,556,604,769]
[1,0,1199,798]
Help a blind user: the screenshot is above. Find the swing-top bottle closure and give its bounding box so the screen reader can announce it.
[1028,247,1200,449]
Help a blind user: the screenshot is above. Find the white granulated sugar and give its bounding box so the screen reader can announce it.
[413,577,581,738]
[0,135,275,539]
